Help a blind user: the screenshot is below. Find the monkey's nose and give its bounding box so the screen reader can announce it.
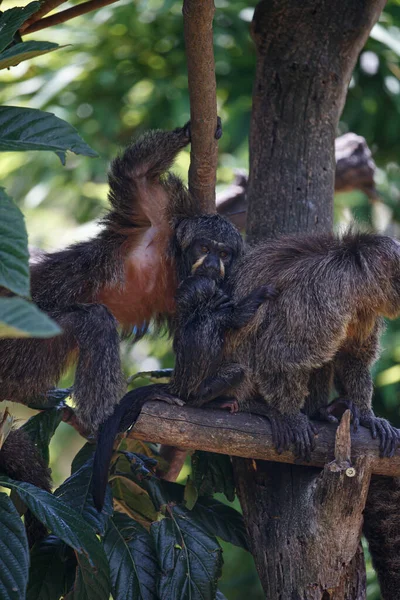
[203,254,220,273]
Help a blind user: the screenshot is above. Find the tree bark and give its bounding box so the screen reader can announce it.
[183,0,218,213]
[245,0,385,244]
[233,1,386,598]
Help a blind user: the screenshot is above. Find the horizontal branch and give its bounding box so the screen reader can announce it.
[129,401,400,477]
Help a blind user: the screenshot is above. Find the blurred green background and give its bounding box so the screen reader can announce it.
[2,0,400,597]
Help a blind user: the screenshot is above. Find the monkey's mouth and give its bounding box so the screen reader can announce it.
[194,265,224,280]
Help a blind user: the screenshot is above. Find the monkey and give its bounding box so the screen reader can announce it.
[0,121,227,434]
[91,211,277,510]
[174,231,400,460]
[0,422,52,547]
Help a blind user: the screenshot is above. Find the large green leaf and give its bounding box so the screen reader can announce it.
[0,188,29,297]
[0,297,61,338]
[103,514,158,600]
[27,535,75,600]
[71,442,96,474]
[0,2,40,53]
[0,41,60,71]
[0,106,98,163]
[0,476,106,567]
[191,451,235,502]
[65,552,110,600]
[0,493,29,600]
[192,497,248,550]
[151,505,223,600]
[55,458,113,537]
[22,406,64,464]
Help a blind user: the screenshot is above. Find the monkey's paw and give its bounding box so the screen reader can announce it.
[270,412,317,461]
[330,398,400,458]
[182,116,223,142]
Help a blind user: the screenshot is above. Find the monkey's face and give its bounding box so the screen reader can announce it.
[189,238,234,281]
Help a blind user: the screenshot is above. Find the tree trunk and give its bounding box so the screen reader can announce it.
[233,1,386,598]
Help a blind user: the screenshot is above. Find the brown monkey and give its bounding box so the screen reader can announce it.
[0,422,52,546]
[0,122,223,433]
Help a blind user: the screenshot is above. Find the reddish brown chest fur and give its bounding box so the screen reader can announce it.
[96,228,177,328]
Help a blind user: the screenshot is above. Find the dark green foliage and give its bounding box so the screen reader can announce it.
[22,406,64,464]
[0,493,29,600]
[192,451,235,502]
[103,513,158,600]
[27,535,75,600]
[0,188,29,296]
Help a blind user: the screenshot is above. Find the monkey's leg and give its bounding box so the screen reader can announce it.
[334,350,400,458]
[193,363,246,407]
[303,363,334,421]
[0,428,52,547]
[59,304,126,433]
[253,369,317,461]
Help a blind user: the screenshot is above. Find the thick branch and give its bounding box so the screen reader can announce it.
[129,401,400,478]
[21,0,120,35]
[183,0,218,213]
[19,0,67,33]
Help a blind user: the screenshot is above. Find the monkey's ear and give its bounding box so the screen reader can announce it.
[174,219,191,249]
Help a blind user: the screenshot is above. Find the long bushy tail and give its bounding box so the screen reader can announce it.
[363,476,400,599]
[92,384,170,511]
[0,427,52,547]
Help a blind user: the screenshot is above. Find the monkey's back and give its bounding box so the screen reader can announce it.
[226,232,400,374]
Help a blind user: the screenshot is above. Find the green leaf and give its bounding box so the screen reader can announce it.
[103,513,158,600]
[27,535,75,600]
[192,451,235,502]
[0,41,60,71]
[55,458,113,537]
[111,476,159,527]
[192,497,248,550]
[71,442,95,474]
[0,106,98,163]
[0,493,29,600]
[0,2,40,53]
[0,188,29,297]
[0,297,61,338]
[66,552,110,600]
[184,476,198,510]
[22,407,63,464]
[0,476,107,568]
[151,505,223,600]
[27,387,72,410]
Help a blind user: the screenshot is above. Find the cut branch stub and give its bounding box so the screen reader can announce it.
[183,0,218,213]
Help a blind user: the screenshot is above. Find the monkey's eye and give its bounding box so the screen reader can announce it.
[219,250,229,259]
[200,245,209,254]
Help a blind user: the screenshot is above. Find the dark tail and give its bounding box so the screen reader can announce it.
[0,428,52,547]
[363,475,400,599]
[92,384,170,511]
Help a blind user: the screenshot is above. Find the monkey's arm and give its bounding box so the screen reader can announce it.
[333,320,400,457]
[228,285,278,329]
[92,384,183,511]
[0,427,52,547]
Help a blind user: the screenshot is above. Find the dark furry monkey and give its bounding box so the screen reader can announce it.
[0,121,225,433]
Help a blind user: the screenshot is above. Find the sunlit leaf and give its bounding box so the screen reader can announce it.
[0,2,40,53]
[0,106,98,163]
[0,297,61,338]
[0,41,60,71]
[0,188,29,296]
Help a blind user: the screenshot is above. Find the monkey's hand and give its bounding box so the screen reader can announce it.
[246,402,317,461]
[230,285,278,329]
[182,116,223,142]
[325,398,400,458]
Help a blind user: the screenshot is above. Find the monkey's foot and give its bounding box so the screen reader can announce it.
[331,398,400,458]
[315,398,350,424]
[247,403,317,461]
[207,397,240,413]
[183,116,223,142]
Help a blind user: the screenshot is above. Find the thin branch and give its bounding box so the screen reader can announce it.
[129,401,400,478]
[21,0,120,35]
[183,0,218,213]
[19,0,68,33]
[61,406,93,440]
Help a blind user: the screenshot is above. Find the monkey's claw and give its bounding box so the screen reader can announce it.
[359,410,400,458]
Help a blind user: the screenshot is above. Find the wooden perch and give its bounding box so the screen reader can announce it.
[129,401,400,478]
[217,133,378,231]
[183,0,218,213]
